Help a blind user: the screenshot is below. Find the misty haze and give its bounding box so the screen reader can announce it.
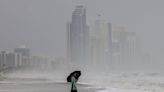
[0,0,164,92]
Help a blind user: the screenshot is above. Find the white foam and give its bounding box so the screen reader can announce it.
[98,90,110,92]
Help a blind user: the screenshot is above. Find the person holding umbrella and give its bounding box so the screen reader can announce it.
[67,71,81,92]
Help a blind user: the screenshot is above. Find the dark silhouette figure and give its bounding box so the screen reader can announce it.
[67,71,81,92]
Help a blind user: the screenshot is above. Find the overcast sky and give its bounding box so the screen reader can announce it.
[0,0,164,61]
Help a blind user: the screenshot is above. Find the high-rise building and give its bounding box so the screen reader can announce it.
[90,20,112,71]
[112,26,127,67]
[6,52,16,68]
[31,55,50,69]
[14,46,30,57]
[112,26,138,69]
[67,6,89,67]
[14,46,30,66]
[15,53,22,67]
[0,53,1,70]
[0,51,7,70]
[126,32,137,61]
[0,51,22,70]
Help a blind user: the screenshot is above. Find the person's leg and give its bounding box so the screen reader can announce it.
[71,84,77,92]
[71,79,77,92]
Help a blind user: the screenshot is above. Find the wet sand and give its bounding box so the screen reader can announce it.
[0,79,99,92]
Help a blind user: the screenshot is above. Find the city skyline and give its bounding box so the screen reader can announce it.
[0,0,163,63]
[0,1,163,92]
[0,5,143,72]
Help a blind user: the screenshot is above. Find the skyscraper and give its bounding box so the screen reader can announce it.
[6,52,16,68]
[112,26,138,69]
[0,51,22,70]
[14,46,30,66]
[91,20,112,71]
[67,6,89,67]
[0,51,7,70]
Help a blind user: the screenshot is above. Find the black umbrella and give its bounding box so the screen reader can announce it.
[67,71,81,82]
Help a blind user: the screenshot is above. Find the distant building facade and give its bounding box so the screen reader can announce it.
[112,26,138,69]
[90,20,112,71]
[14,46,30,66]
[67,6,90,67]
[0,51,7,70]
[0,51,22,70]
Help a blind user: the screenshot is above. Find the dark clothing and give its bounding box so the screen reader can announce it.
[71,89,77,92]
[71,90,77,92]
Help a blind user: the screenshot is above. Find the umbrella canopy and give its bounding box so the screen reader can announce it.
[67,71,81,82]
